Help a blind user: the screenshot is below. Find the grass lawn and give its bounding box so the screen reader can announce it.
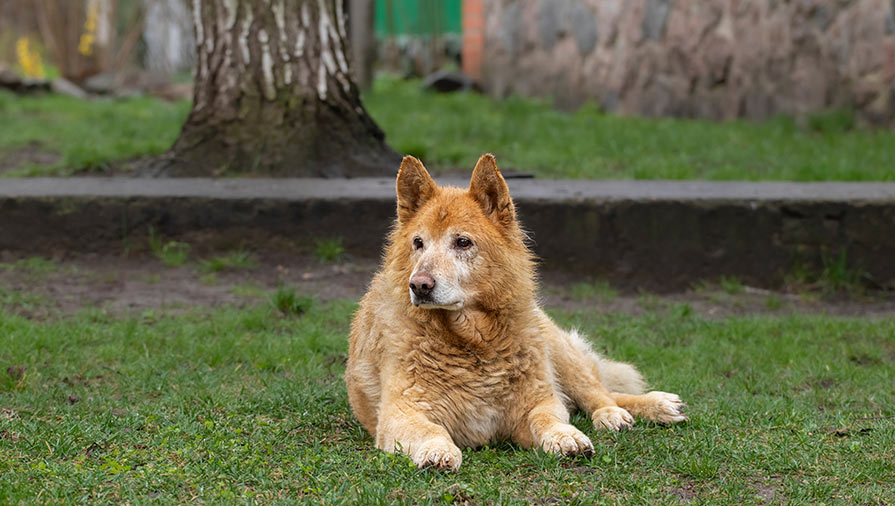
[0,91,187,177]
[1,77,893,180]
[1,301,893,504]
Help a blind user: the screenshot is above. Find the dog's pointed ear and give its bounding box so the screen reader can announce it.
[396,155,437,224]
[469,154,515,226]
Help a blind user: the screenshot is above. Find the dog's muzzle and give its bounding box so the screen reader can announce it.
[409,271,436,306]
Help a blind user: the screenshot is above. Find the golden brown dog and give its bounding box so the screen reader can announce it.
[346,154,686,471]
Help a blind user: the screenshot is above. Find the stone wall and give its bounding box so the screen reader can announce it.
[4,179,895,290]
[480,0,895,126]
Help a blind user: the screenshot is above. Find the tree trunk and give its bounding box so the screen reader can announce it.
[159,0,398,177]
[347,0,375,90]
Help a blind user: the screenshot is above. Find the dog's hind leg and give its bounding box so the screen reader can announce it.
[552,327,687,425]
[548,326,636,431]
[609,392,687,424]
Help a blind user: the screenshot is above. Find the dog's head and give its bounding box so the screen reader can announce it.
[387,154,534,312]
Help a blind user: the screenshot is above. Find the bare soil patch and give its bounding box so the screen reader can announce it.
[0,141,60,174]
[1,253,893,319]
[0,252,373,318]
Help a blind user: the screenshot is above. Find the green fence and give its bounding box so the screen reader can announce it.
[374,0,462,36]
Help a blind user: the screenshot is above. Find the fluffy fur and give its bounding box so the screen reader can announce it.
[346,154,686,471]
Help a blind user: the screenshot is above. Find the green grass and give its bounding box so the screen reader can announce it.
[148,228,191,268]
[200,250,258,273]
[2,77,894,180]
[0,256,57,276]
[765,294,783,311]
[155,242,190,268]
[268,285,314,317]
[1,303,893,504]
[720,276,745,295]
[570,280,618,302]
[230,282,266,299]
[0,90,188,176]
[314,238,345,263]
[820,249,868,295]
[365,77,895,180]
[198,273,219,286]
[782,250,870,296]
[0,287,47,314]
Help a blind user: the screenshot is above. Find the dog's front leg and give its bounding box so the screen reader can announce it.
[514,396,594,457]
[375,401,462,471]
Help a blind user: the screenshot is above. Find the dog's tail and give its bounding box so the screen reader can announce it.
[595,356,646,395]
[563,329,646,395]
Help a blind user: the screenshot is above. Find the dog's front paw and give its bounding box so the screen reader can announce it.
[412,438,463,471]
[538,423,594,457]
[641,391,688,424]
[593,406,634,431]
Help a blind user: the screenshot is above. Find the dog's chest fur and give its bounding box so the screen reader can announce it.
[401,325,542,448]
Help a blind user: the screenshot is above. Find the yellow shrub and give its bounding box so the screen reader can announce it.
[79,0,100,56]
[16,38,45,79]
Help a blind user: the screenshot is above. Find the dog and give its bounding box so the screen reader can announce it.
[345,154,687,471]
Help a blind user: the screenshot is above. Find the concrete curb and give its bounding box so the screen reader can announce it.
[2,178,894,290]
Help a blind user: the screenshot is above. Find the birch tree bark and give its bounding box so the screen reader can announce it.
[160,0,398,177]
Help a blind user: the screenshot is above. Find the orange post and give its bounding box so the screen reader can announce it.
[462,0,484,80]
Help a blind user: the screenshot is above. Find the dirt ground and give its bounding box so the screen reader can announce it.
[0,141,60,175]
[2,252,894,320]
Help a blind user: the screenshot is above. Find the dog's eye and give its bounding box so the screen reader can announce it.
[413,237,424,250]
[455,237,472,249]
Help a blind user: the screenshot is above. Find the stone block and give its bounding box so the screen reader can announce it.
[481,0,895,126]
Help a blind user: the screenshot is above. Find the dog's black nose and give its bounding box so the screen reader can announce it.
[410,272,436,298]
